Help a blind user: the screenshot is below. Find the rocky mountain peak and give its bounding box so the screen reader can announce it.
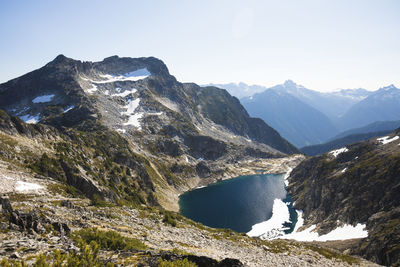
[379,84,399,92]
[0,54,298,159]
[94,56,171,78]
[45,54,82,69]
[283,79,297,87]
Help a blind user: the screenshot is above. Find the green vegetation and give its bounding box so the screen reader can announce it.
[71,227,147,251]
[158,258,197,267]
[29,153,65,181]
[90,194,113,207]
[303,244,360,265]
[162,211,178,227]
[24,126,160,207]
[47,183,83,198]
[0,241,114,267]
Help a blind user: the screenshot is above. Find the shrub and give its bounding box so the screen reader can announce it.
[158,258,197,267]
[0,242,114,267]
[162,212,177,227]
[90,194,111,207]
[71,228,147,251]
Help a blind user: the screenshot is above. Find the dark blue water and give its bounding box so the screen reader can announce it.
[179,174,297,233]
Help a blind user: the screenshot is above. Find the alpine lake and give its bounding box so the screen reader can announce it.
[179,173,298,234]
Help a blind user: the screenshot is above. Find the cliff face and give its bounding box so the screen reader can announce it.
[287,129,400,266]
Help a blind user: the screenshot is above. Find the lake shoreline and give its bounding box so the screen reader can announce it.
[185,154,304,195]
[179,171,298,234]
[165,154,305,212]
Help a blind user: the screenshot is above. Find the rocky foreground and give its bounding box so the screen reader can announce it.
[0,159,379,267]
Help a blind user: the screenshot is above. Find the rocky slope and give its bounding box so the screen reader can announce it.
[0,55,298,212]
[0,156,377,266]
[287,129,400,266]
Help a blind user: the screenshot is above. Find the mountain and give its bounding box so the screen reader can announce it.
[288,129,400,266]
[330,120,400,141]
[268,80,371,120]
[300,130,394,156]
[338,85,400,130]
[214,80,375,146]
[0,55,374,266]
[241,83,338,148]
[212,81,371,120]
[0,54,298,209]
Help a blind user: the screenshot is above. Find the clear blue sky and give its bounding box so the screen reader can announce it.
[1,0,399,91]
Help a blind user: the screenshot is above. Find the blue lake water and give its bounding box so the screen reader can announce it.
[179,173,297,234]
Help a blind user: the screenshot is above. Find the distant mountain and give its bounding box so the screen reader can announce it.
[300,130,393,156]
[330,120,400,141]
[213,81,375,146]
[241,87,337,148]
[213,81,371,120]
[204,82,266,99]
[338,85,400,130]
[270,80,371,120]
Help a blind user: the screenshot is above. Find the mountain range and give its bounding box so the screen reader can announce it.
[213,81,400,148]
[0,54,392,266]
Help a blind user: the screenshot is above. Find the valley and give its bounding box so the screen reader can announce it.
[0,55,397,266]
[1,2,399,266]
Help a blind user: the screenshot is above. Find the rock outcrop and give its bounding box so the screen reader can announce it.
[287,130,400,266]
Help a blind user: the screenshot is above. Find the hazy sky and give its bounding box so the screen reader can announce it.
[1,0,399,92]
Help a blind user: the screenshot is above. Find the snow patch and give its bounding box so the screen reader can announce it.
[87,84,98,94]
[377,135,399,145]
[341,168,347,173]
[32,94,55,103]
[247,199,291,239]
[94,68,150,84]
[121,99,140,115]
[112,88,137,97]
[283,168,292,187]
[123,113,143,128]
[147,111,163,116]
[19,114,40,124]
[329,147,348,157]
[284,222,368,242]
[116,129,126,134]
[63,105,75,113]
[124,68,151,78]
[16,181,44,192]
[121,98,143,129]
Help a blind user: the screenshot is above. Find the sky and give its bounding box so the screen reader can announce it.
[0,0,399,92]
